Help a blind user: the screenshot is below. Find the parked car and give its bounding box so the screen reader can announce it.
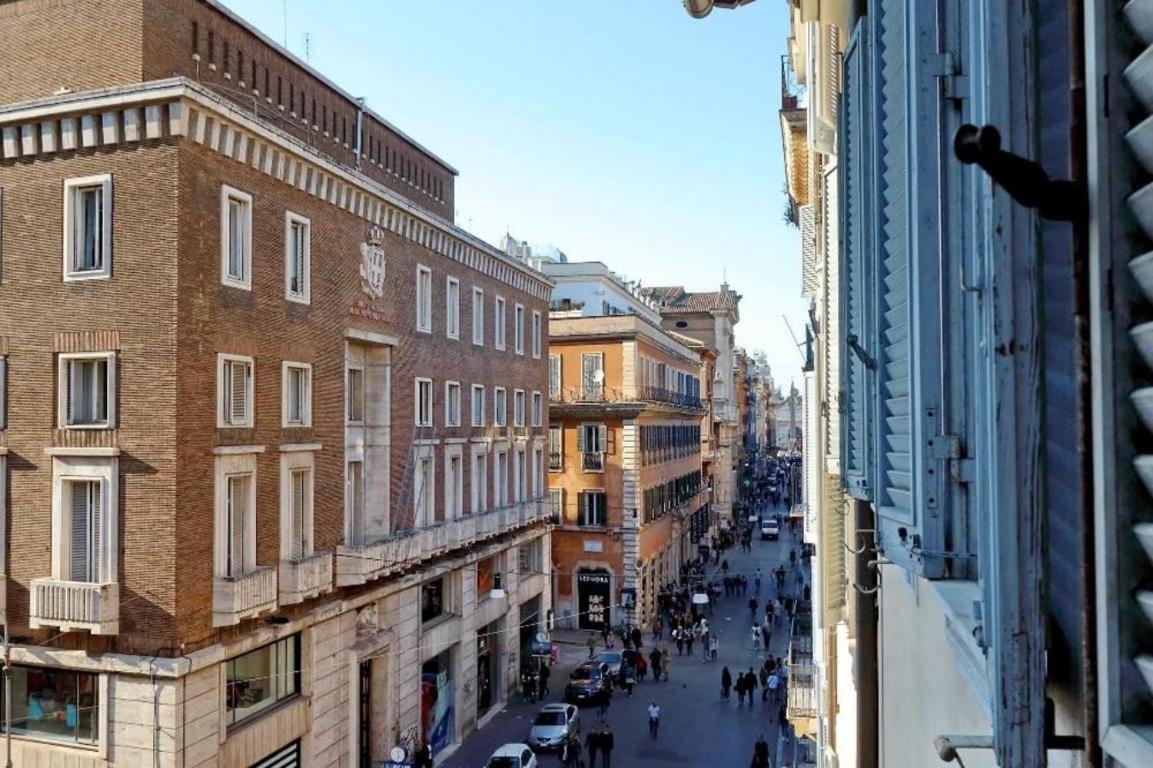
[527,703,581,752]
[487,743,538,768]
[563,661,612,705]
[760,518,780,540]
[595,651,623,682]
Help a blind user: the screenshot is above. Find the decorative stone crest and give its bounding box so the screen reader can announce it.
[360,226,386,299]
[355,603,379,639]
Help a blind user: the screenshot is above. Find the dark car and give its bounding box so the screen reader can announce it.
[563,662,612,705]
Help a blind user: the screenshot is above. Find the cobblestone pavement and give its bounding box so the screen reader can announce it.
[439,501,807,768]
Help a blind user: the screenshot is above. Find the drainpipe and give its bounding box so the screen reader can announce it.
[1068,0,1100,764]
[854,500,879,768]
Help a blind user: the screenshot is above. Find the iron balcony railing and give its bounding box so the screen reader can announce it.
[582,451,605,472]
[549,385,704,411]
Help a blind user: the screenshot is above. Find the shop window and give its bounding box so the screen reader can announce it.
[421,576,449,624]
[0,666,98,744]
[225,634,301,727]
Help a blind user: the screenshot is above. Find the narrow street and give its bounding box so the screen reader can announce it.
[441,501,805,767]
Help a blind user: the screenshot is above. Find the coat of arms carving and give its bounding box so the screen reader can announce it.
[360,226,387,299]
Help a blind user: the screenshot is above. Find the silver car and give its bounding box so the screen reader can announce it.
[527,703,580,752]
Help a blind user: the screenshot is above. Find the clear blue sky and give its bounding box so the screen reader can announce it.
[222,0,807,390]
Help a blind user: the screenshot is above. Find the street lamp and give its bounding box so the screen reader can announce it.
[683,0,757,19]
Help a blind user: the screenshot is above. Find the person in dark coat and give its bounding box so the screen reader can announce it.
[649,647,663,682]
[721,666,733,700]
[539,662,551,698]
[585,729,601,767]
[735,670,747,706]
[599,725,615,768]
[413,741,433,768]
[744,669,759,707]
[752,734,771,768]
[561,734,582,768]
[630,626,643,650]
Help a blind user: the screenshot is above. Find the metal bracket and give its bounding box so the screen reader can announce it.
[846,334,877,370]
[930,434,976,484]
[926,52,969,101]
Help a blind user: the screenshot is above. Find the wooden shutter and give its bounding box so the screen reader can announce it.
[549,355,562,398]
[599,425,610,455]
[800,205,818,298]
[840,21,875,500]
[228,475,248,576]
[291,469,306,560]
[577,425,587,452]
[69,481,93,582]
[582,353,603,398]
[228,360,249,425]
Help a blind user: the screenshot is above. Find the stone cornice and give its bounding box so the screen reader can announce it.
[0,78,553,301]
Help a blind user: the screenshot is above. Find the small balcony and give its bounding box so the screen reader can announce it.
[336,536,418,587]
[548,451,563,471]
[582,451,604,472]
[279,551,333,605]
[30,579,119,635]
[213,566,277,627]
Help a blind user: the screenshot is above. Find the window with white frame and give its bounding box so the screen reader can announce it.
[513,389,526,427]
[494,296,506,350]
[532,445,543,497]
[416,265,433,332]
[284,212,311,303]
[63,174,112,281]
[494,387,507,427]
[58,352,116,429]
[549,354,562,400]
[514,303,525,355]
[64,479,107,582]
[472,287,485,345]
[220,185,252,289]
[548,424,563,471]
[519,537,543,573]
[548,487,564,520]
[471,448,489,513]
[578,490,607,527]
[416,378,433,427]
[531,310,542,358]
[414,448,434,526]
[445,381,461,427]
[281,454,313,561]
[282,362,312,427]
[446,277,460,339]
[578,423,607,472]
[346,364,364,424]
[514,447,527,502]
[445,448,463,520]
[218,354,254,428]
[531,391,543,427]
[471,384,485,427]
[222,470,254,577]
[494,448,509,506]
[345,459,365,545]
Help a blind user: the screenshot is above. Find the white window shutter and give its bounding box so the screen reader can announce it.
[549,356,561,398]
[806,21,839,155]
[800,205,818,298]
[291,470,305,560]
[840,21,875,501]
[823,163,841,475]
[69,482,92,582]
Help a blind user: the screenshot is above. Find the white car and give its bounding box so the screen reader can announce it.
[527,703,581,751]
[487,743,538,768]
[761,519,780,540]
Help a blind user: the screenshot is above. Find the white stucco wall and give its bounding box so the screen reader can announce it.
[878,566,996,768]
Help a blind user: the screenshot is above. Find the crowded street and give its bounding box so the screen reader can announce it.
[440,500,807,768]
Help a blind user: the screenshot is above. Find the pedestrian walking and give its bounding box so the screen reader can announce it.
[647,702,661,739]
[748,596,759,624]
[636,654,648,683]
[685,630,695,657]
[750,625,761,655]
[588,632,597,660]
[754,574,762,593]
[539,662,551,697]
[649,648,663,682]
[745,668,759,706]
[721,666,733,700]
[752,735,771,768]
[585,730,600,768]
[778,703,789,732]
[631,626,643,651]
[413,741,433,768]
[735,672,747,706]
[596,689,611,719]
[767,671,781,703]
[661,648,672,681]
[710,633,719,661]
[673,626,684,656]
[722,558,730,576]
[561,735,581,768]
[652,619,663,642]
[600,725,614,768]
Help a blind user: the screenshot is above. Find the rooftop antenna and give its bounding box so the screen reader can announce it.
[304,33,312,63]
[282,0,288,48]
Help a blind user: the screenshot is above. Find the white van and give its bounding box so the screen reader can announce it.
[760,519,780,541]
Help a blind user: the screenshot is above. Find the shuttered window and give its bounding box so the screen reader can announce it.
[346,366,364,423]
[416,265,432,332]
[494,387,507,427]
[548,424,563,470]
[799,205,818,298]
[68,480,103,583]
[288,468,310,561]
[221,186,252,290]
[513,389,526,427]
[839,21,875,500]
[445,381,461,427]
[472,287,485,345]
[578,490,606,527]
[220,355,254,428]
[471,384,485,426]
[581,352,604,400]
[225,474,251,577]
[494,296,507,349]
[549,354,562,399]
[346,461,364,546]
[446,277,460,339]
[64,175,112,280]
[532,311,542,358]
[283,363,311,427]
[415,378,433,427]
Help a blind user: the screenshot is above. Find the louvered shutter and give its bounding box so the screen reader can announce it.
[582,353,603,399]
[601,425,612,455]
[228,476,248,576]
[69,481,92,582]
[869,0,949,577]
[800,205,818,298]
[823,163,841,476]
[806,22,838,155]
[549,355,561,398]
[291,469,306,560]
[0,357,6,428]
[840,21,875,500]
[821,470,846,624]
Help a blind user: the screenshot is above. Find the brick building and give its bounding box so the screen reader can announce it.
[544,267,708,629]
[0,1,551,766]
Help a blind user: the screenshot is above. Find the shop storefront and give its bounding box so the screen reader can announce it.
[518,596,541,668]
[476,620,501,716]
[421,649,455,757]
[576,569,611,631]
